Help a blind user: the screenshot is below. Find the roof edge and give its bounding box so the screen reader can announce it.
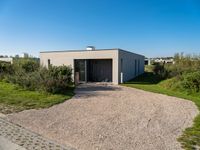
[39,48,145,57]
[118,49,145,57]
[40,48,119,53]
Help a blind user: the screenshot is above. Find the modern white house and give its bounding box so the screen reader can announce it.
[40,47,144,84]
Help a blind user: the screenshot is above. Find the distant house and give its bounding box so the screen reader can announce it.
[145,58,151,65]
[21,53,29,58]
[0,57,13,64]
[153,57,174,64]
[40,46,144,84]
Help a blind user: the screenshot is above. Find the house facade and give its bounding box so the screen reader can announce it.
[40,47,144,84]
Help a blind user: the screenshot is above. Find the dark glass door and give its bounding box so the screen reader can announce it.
[74,60,86,82]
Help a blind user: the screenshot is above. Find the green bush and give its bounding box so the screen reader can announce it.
[0,62,14,80]
[151,53,200,80]
[42,65,73,94]
[13,58,39,72]
[160,71,200,93]
[151,63,168,78]
[172,53,200,75]
[6,69,42,91]
[150,53,200,94]
[6,64,73,94]
[0,62,13,73]
[181,71,200,93]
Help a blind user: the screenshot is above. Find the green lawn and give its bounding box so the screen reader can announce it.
[0,82,74,114]
[123,72,200,150]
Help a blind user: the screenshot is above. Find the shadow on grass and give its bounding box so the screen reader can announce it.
[126,72,164,85]
[52,86,75,96]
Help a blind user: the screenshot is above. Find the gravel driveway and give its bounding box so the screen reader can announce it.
[7,83,198,150]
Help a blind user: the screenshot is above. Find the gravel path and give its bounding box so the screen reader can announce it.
[7,83,198,150]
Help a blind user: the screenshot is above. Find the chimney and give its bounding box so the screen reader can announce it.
[86,46,95,51]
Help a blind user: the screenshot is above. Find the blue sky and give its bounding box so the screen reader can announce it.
[0,0,200,57]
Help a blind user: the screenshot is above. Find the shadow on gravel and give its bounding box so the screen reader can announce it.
[73,83,122,99]
[76,84,121,92]
[74,83,122,99]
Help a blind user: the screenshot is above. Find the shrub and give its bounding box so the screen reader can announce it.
[151,63,168,78]
[1,57,73,94]
[13,58,40,73]
[6,65,73,94]
[151,53,200,80]
[0,62,14,80]
[181,71,200,93]
[0,62,12,73]
[172,53,200,75]
[42,65,73,94]
[6,69,42,90]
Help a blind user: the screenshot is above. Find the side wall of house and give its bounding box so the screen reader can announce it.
[40,50,119,84]
[118,50,144,83]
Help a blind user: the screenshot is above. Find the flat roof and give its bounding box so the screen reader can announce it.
[40,48,144,57]
[40,48,118,53]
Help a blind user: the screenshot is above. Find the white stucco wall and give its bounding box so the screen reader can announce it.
[40,49,119,84]
[118,50,144,83]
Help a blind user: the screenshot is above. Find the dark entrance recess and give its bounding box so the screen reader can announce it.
[87,59,112,82]
[74,59,112,83]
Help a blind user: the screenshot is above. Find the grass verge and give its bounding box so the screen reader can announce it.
[123,72,200,150]
[0,82,74,114]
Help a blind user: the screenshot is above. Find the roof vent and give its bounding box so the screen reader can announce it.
[86,46,95,51]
